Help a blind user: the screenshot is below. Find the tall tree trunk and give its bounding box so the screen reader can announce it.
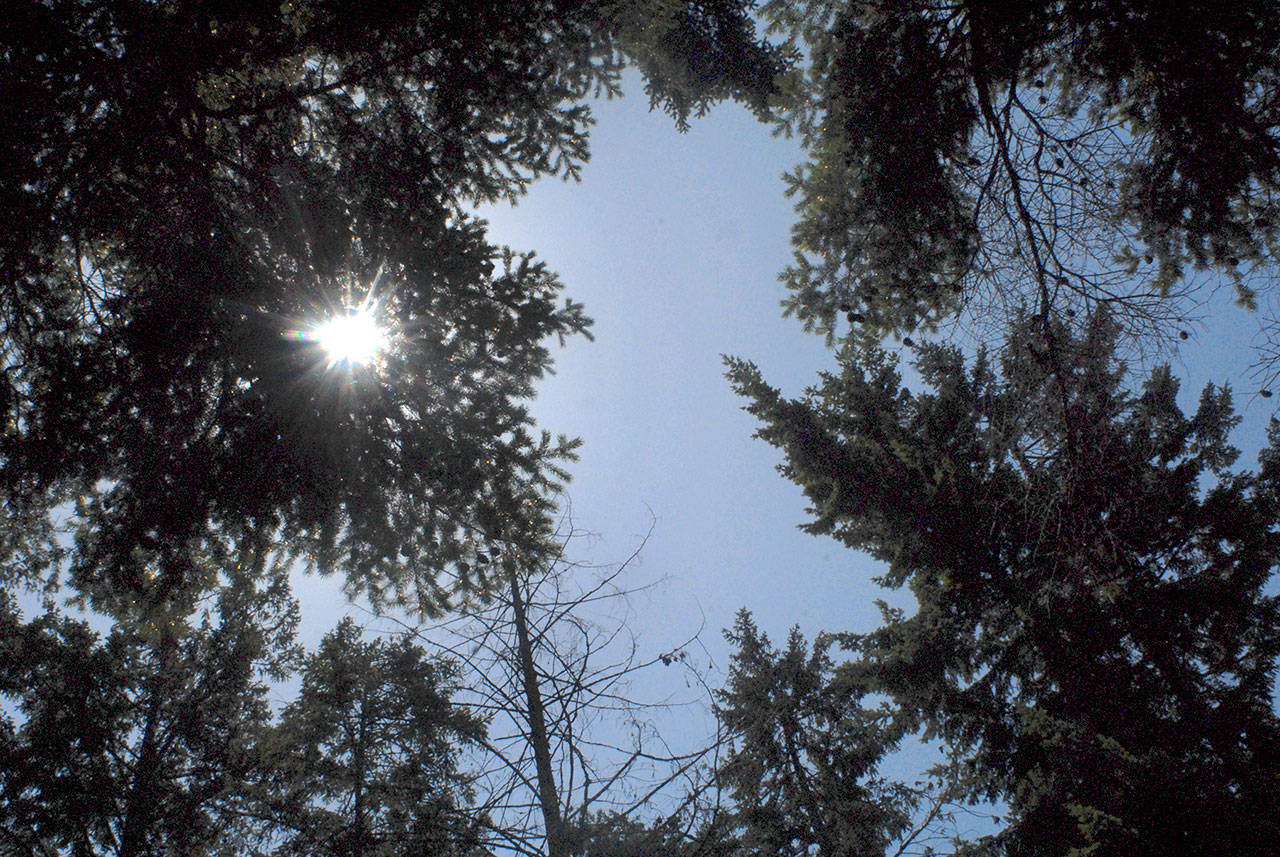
[119,631,175,857]
[507,563,567,857]
[353,697,366,857]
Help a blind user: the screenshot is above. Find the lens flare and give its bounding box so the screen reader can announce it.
[314,308,386,366]
[281,265,394,370]
[283,305,388,367]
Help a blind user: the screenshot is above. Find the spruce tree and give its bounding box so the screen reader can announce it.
[728,314,1280,856]
[0,557,300,856]
[0,0,781,610]
[260,618,486,857]
[715,610,918,857]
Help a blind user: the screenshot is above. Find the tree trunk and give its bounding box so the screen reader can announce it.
[119,631,175,857]
[507,563,567,857]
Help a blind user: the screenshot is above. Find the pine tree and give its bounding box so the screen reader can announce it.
[727,313,1280,856]
[0,555,300,856]
[259,618,486,857]
[0,0,781,610]
[714,610,921,857]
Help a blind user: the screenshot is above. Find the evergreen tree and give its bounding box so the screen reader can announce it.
[259,618,486,857]
[714,611,919,857]
[727,313,1280,856]
[0,555,300,857]
[568,810,738,857]
[757,0,1280,354]
[0,0,781,610]
[617,0,784,130]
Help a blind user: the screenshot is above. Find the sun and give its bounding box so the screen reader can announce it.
[279,268,394,369]
[305,306,388,367]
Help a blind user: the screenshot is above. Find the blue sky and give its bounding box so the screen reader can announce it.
[468,69,1280,823]
[298,73,908,664]
[479,77,892,652]
[474,70,1276,656]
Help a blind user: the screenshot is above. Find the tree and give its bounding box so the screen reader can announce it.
[391,526,721,857]
[714,611,932,857]
[0,545,500,857]
[0,550,300,857]
[0,0,603,608]
[757,0,1280,359]
[567,810,737,857]
[0,0,782,611]
[253,617,486,857]
[727,313,1280,856]
[0,8,789,857]
[615,0,785,131]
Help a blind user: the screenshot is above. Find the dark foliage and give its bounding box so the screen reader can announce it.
[715,611,916,857]
[728,314,1280,856]
[0,4,786,855]
[569,811,738,857]
[0,560,299,857]
[258,618,486,857]
[760,0,1280,347]
[619,0,788,130]
[0,0,621,607]
[0,0,780,611]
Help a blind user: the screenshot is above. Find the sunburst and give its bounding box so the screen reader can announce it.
[312,305,386,366]
[282,271,393,369]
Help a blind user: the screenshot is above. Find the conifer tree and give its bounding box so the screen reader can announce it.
[0,0,781,610]
[758,0,1280,360]
[714,611,923,857]
[257,618,486,857]
[0,555,300,857]
[728,314,1280,856]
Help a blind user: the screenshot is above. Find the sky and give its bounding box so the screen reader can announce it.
[296,74,906,659]
[471,70,1277,662]
[479,85,884,651]
[281,72,956,826]
[281,68,1276,653]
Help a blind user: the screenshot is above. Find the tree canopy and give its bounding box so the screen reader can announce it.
[260,618,487,857]
[0,3,787,855]
[8,2,1280,856]
[724,9,1280,847]
[759,0,1280,354]
[714,611,917,857]
[0,0,782,611]
[0,557,300,856]
[2,0,604,608]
